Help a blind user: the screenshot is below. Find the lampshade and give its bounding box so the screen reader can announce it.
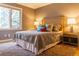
[67,18,76,25]
[34,22,39,25]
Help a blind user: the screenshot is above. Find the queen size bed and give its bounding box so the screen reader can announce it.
[14,30,62,55]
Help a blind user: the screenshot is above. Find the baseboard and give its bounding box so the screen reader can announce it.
[0,39,13,43]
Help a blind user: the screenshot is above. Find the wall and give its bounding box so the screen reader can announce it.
[5,3,79,30]
[35,3,79,32]
[0,3,35,40]
[1,3,79,40]
[36,3,79,24]
[6,3,35,30]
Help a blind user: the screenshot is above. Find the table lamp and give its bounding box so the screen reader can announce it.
[34,22,39,29]
[67,18,76,32]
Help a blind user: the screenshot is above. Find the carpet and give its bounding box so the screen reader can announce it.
[0,41,76,56]
[0,42,35,56]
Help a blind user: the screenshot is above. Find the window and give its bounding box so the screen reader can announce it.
[0,7,10,29]
[12,9,21,29]
[0,5,22,30]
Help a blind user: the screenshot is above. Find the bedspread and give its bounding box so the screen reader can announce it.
[14,30,62,54]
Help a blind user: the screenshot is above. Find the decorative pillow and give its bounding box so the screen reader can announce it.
[37,25,47,32]
[40,25,47,32]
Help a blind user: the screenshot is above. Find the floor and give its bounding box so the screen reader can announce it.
[40,43,77,56]
[0,40,78,56]
[0,41,35,56]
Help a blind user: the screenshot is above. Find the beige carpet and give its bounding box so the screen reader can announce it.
[0,41,35,56]
[0,41,76,56]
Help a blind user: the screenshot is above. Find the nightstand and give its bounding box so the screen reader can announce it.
[61,33,79,46]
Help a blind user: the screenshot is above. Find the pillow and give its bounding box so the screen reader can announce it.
[47,24,53,32]
[37,25,47,32]
[40,25,47,32]
[52,25,62,32]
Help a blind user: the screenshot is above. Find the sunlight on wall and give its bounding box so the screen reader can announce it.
[64,25,79,33]
[36,16,45,24]
[34,16,45,28]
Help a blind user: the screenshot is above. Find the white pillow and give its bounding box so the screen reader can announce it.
[47,24,53,32]
[52,25,62,32]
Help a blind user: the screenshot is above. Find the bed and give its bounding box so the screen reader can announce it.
[14,30,62,55]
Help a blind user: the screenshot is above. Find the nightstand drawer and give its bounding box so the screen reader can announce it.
[70,37,78,44]
[62,37,70,42]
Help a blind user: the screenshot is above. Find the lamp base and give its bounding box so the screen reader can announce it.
[70,26,73,33]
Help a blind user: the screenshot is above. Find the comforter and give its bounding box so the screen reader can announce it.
[14,30,62,55]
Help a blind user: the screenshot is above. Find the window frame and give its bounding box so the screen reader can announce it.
[0,3,22,30]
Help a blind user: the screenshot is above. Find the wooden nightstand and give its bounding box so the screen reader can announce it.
[61,33,79,46]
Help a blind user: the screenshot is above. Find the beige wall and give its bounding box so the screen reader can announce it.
[5,3,79,31]
[6,3,35,30]
[35,3,79,24]
[0,3,35,40]
[1,3,79,39]
[35,3,79,32]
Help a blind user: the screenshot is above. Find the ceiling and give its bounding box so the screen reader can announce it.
[18,3,51,9]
